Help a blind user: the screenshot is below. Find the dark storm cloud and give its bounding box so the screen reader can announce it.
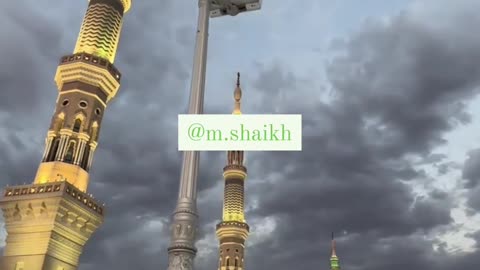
[435,161,461,175]
[240,2,480,270]
[462,148,480,189]
[462,149,480,211]
[467,188,480,212]
[0,1,63,114]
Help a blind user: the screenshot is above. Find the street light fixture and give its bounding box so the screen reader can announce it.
[210,0,262,17]
[166,1,262,270]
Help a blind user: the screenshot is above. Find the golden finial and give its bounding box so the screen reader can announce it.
[233,72,242,114]
[331,232,337,257]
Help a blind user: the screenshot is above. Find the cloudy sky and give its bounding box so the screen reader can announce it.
[1,0,480,269]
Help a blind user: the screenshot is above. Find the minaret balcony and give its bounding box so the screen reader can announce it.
[216,221,249,241]
[223,165,247,179]
[1,181,104,217]
[0,181,104,266]
[54,52,122,102]
[223,164,247,173]
[216,221,249,231]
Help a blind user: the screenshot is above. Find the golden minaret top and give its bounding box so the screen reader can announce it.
[233,72,242,115]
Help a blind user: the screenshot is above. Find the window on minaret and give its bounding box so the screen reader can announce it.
[226,258,230,267]
[91,125,99,141]
[46,138,60,162]
[73,119,82,132]
[235,258,238,267]
[53,115,64,132]
[64,141,75,163]
[81,145,90,170]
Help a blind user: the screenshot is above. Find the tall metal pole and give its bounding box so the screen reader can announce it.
[167,0,210,269]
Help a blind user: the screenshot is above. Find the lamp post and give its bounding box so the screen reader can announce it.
[166,1,262,270]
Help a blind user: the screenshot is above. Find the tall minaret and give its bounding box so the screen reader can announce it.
[330,233,341,270]
[0,1,131,269]
[216,73,249,270]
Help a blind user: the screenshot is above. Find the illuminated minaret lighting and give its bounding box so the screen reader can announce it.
[215,73,249,270]
[0,1,132,269]
[330,232,341,270]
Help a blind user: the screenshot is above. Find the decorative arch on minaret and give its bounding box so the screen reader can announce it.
[225,256,230,268]
[63,140,77,163]
[73,119,82,133]
[90,121,99,142]
[44,112,65,162]
[72,112,86,132]
[53,112,65,132]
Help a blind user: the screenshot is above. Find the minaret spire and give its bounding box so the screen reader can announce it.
[0,1,132,269]
[331,232,337,257]
[233,72,242,115]
[216,73,249,270]
[330,232,340,270]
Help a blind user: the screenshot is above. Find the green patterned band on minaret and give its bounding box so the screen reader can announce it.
[330,256,340,270]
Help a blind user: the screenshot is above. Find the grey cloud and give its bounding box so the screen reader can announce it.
[466,186,480,212]
[462,149,480,210]
[462,148,480,189]
[238,1,480,270]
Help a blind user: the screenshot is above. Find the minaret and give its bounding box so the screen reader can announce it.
[216,73,249,270]
[0,1,131,269]
[330,232,341,270]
